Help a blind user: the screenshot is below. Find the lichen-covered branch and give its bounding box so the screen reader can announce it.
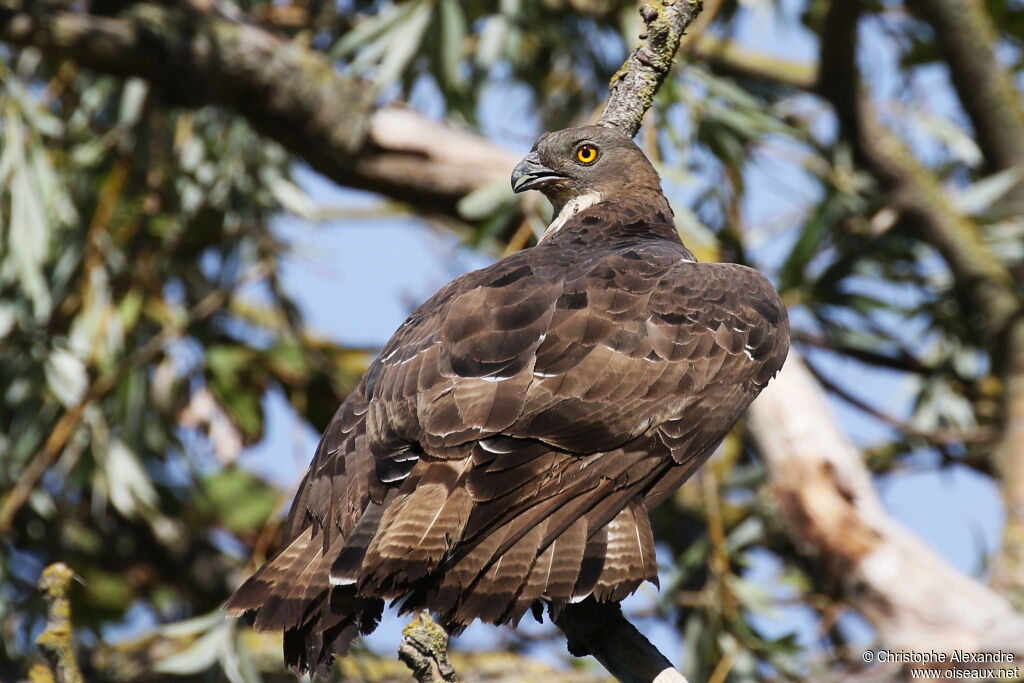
[599,0,704,137]
[398,612,460,683]
[35,563,83,683]
[549,2,706,680]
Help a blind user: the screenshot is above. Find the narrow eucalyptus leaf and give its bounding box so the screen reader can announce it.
[106,438,158,518]
[457,181,511,220]
[438,0,467,88]
[154,622,228,674]
[373,0,433,89]
[45,348,88,408]
[331,2,420,58]
[954,166,1024,216]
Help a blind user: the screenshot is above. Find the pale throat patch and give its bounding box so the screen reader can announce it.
[540,191,602,243]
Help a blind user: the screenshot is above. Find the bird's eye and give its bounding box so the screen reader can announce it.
[575,144,599,165]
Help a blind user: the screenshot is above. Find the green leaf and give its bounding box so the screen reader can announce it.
[106,438,158,518]
[196,468,278,534]
[954,166,1024,216]
[265,341,310,384]
[475,16,508,69]
[265,172,317,219]
[457,181,512,220]
[80,568,135,611]
[206,346,264,440]
[118,78,149,128]
[373,0,433,89]
[331,2,421,59]
[157,611,222,638]
[154,621,228,675]
[45,348,88,408]
[915,108,982,168]
[438,0,467,89]
[779,191,844,292]
[7,114,53,319]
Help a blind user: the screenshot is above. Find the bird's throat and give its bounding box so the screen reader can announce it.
[540,192,603,243]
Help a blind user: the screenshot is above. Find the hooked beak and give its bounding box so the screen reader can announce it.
[511,151,564,193]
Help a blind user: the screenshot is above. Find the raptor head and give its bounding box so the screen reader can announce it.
[511,125,662,213]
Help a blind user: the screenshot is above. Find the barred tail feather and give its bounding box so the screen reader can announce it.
[594,502,658,602]
[224,527,318,619]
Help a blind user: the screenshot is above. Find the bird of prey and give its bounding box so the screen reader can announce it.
[225,125,789,674]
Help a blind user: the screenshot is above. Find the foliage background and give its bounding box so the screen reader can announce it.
[1,0,1023,680]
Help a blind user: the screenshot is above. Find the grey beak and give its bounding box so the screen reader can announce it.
[511,151,563,193]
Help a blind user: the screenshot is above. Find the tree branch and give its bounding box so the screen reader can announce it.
[555,2,706,679]
[34,563,84,683]
[992,315,1024,607]
[817,0,1018,336]
[11,0,1023,671]
[6,0,701,678]
[0,1,510,219]
[910,0,1024,180]
[748,356,1024,657]
[817,0,1024,608]
[599,0,704,136]
[690,35,818,91]
[556,600,688,683]
[398,613,459,683]
[905,0,1024,606]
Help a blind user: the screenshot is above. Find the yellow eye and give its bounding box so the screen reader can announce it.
[575,144,599,165]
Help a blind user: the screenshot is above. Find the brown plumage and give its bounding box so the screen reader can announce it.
[225,125,790,674]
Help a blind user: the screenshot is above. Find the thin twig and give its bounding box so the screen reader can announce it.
[805,358,995,447]
[793,331,934,376]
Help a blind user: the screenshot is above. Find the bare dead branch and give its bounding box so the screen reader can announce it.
[749,356,1024,656]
